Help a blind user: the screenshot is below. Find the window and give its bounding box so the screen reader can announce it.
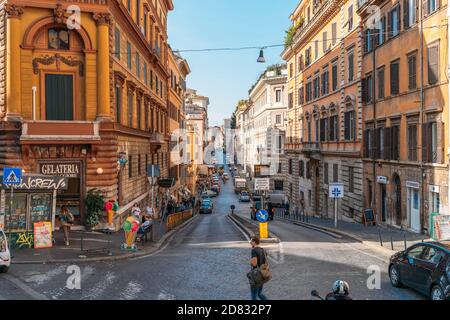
[288,159,293,174]
[299,160,304,177]
[276,114,282,124]
[388,6,400,38]
[348,50,354,82]
[144,62,148,84]
[313,75,320,99]
[276,89,282,103]
[136,0,140,24]
[115,86,121,123]
[306,161,311,179]
[332,62,338,91]
[150,70,154,90]
[128,155,133,178]
[288,92,293,109]
[333,164,338,182]
[289,63,293,78]
[115,28,121,59]
[423,122,444,163]
[128,91,133,127]
[344,111,355,140]
[329,115,338,141]
[331,23,337,45]
[298,55,304,71]
[136,96,141,129]
[391,125,400,160]
[324,163,329,184]
[156,75,159,94]
[48,28,69,50]
[363,74,373,103]
[136,53,140,78]
[374,16,386,46]
[127,0,131,11]
[306,79,312,102]
[428,44,439,85]
[305,47,311,67]
[349,167,354,193]
[315,40,319,60]
[378,68,385,99]
[364,29,372,53]
[407,245,426,259]
[426,0,438,15]
[348,5,353,30]
[390,60,400,95]
[320,118,328,142]
[321,68,329,95]
[127,42,132,70]
[404,0,417,29]
[408,124,418,161]
[322,31,328,52]
[298,87,304,105]
[408,53,417,90]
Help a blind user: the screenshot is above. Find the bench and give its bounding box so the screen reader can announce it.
[136,224,153,243]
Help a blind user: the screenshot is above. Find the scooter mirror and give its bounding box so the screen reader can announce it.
[311,290,320,297]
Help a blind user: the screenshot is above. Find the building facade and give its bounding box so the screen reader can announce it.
[359,0,449,233]
[282,0,364,220]
[0,0,174,232]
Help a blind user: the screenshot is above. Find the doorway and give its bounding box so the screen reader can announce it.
[393,174,402,226]
[380,184,387,222]
[45,74,74,120]
[408,188,421,232]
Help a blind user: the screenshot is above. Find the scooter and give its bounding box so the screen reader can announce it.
[310,290,353,300]
[310,290,325,300]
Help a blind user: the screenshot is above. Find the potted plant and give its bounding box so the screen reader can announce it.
[85,189,105,230]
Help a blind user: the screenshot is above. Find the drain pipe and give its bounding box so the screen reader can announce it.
[447,6,450,215]
[32,86,37,120]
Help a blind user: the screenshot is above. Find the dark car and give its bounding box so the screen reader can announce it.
[199,199,213,214]
[389,241,450,300]
[250,196,262,220]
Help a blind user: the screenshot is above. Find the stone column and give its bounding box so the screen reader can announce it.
[5,4,24,121]
[93,13,112,121]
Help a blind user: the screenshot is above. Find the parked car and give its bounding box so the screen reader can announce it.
[202,190,217,198]
[389,241,450,300]
[223,173,229,180]
[211,185,220,194]
[0,229,10,273]
[200,199,214,214]
[239,191,251,202]
[250,196,262,220]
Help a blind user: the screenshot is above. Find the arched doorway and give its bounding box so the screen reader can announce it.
[393,174,402,226]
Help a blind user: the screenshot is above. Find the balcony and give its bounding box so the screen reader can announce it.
[149,130,165,144]
[20,121,101,145]
[357,0,369,9]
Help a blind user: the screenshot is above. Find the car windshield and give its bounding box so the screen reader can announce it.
[242,192,248,196]
[0,232,6,252]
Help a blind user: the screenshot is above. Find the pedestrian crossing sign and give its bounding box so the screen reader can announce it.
[2,168,22,186]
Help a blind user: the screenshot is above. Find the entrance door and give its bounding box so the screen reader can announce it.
[45,74,74,120]
[408,188,421,232]
[380,184,387,222]
[393,175,402,225]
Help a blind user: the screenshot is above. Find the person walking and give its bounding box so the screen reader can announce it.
[249,236,269,300]
[59,206,74,246]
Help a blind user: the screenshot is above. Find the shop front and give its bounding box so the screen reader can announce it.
[0,174,68,248]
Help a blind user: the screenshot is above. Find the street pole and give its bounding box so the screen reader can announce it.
[334,198,338,229]
[9,186,13,252]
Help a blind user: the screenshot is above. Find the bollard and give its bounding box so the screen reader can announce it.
[390,232,394,251]
[404,232,407,250]
[378,229,383,247]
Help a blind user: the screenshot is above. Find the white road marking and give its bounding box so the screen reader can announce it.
[2,274,49,300]
[157,290,176,300]
[22,265,66,285]
[119,281,143,300]
[81,271,116,300]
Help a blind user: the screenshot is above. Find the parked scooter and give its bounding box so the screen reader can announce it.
[311,280,353,300]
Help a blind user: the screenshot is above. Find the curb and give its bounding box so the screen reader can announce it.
[12,215,199,265]
[228,214,280,243]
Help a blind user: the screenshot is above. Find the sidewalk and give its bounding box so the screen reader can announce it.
[275,212,430,253]
[10,217,195,264]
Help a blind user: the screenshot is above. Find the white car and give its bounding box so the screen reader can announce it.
[0,229,11,273]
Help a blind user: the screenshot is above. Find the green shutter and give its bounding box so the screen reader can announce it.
[45,74,73,121]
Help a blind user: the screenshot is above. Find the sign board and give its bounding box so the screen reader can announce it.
[0,190,4,229]
[377,176,388,184]
[2,168,22,186]
[255,178,270,191]
[329,183,344,199]
[147,164,161,178]
[40,163,81,178]
[406,181,420,189]
[256,209,269,223]
[259,222,268,239]
[0,175,68,190]
[363,208,376,226]
[429,185,440,193]
[158,178,176,188]
[254,165,271,178]
[33,221,53,249]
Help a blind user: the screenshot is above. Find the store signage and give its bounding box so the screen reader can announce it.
[406,181,420,189]
[377,176,388,184]
[429,185,440,193]
[255,178,270,191]
[0,175,68,190]
[40,163,80,178]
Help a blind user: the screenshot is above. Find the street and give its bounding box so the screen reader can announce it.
[0,167,423,300]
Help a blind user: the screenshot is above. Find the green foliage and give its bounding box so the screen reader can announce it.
[86,189,105,227]
[284,18,304,48]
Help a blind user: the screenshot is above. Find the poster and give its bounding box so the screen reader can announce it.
[33,221,53,249]
[433,215,450,241]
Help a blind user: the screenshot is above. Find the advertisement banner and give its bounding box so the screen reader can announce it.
[33,221,53,249]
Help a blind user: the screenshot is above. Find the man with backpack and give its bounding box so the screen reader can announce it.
[247,236,271,300]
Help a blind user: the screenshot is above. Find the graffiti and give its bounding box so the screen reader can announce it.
[11,232,34,249]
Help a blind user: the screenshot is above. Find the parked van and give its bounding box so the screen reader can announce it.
[0,229,10,273]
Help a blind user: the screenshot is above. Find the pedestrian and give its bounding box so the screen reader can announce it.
[131,203,141,219]
[284,200,290,216]
[59,206,74,246]
[248,236,269,300]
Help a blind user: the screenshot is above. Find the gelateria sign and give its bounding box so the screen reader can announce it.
[40,163,80,178]
[0,175,68,190]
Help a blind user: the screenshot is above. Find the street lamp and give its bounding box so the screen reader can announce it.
[257,48,266,63]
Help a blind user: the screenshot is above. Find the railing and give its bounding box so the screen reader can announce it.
[301,142,321,152]
[166,210,193,231]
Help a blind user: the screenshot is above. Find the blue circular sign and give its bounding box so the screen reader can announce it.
[256,209,269,223]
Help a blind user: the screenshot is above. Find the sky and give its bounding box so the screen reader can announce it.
[168,0,299,126]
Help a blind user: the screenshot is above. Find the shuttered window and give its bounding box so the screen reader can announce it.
[128,91,133,127]
[344,111,355,140]
[298,87,304,105]
[329,115,338,141]
[349,167,354,193]
[408,54,417,90]
[127,42,132,70]
[115,28,121,59]
[332,23,337,45]
[422,122,444,163]
[288,92,293,109]
[391,125,400,160]
[348,51,354,82]
[299,161,304,178]
[332,63,338,91]
[390,60,400,95]
[428,44,439,85]
[378,68,385,99]
[333,164,339,182]
[115,86,121,124]
[320,118,328,142]
[321,68,329,95]
[324,163,329,184]
[408,124,418,161]
[323,31,328,53]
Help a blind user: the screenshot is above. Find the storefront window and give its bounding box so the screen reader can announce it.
[57,177,81,222]
[30,194,53,224]
[5,193,28,232]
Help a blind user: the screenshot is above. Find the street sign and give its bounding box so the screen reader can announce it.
[2,168,22,186]
[256,209,269,223]
[329,183,344,199]
[255,178,270,191]
[158,178,176,188]
[147,164,161,177]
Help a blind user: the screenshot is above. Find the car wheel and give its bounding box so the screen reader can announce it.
[389,265,402,288]
[0,266,9,273]
[431,285,445,301]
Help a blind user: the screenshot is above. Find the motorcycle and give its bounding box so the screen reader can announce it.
[311,290,352,300]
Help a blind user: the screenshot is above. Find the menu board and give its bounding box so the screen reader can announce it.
[33,221,53,249]
[30,194,52,224]
[5,193,28,231]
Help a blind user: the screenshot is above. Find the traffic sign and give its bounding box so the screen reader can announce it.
[255,178,270,191]
[256,209,269,223]
[329,183,344,199]
[2,168,22,186]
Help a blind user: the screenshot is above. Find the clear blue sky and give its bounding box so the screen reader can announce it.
[168,0,298,126]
